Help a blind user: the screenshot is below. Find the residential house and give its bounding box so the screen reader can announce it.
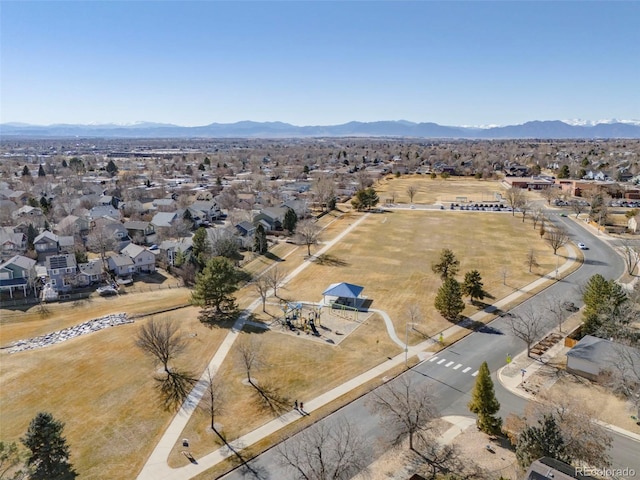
[58,235,76,255]
[55,215,90,237]
[0,227,27,259]
[124,221,156,245]
[524,457,594,479]
[0,255,36,298]
[91,217,131,251]
[107,254,135,279]
[34,231,60,260]
[0,189,29,205]
[281,199,308,219]
[12,205,44,224]
[158,237,193,267]
[151,198,176,212]
[121,243,156,273]
[566,335,640,382]
[76,259,105,287]
[89,205,121,220]
[151,211,181,236]
[235,221,256,237]
[190,200,222,222]
[253,206,289,231]
[45,254,77,293]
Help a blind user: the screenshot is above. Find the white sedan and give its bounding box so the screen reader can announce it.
[578,242,588,250]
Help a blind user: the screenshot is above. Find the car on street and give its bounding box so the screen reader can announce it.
[578,242,588,250]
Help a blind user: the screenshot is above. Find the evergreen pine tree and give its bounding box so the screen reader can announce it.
[283,208,298,233]
[462,270,484,302]
[468,361,502,435]
[516,414,570,469]
[254,224,268,254]
[26,223,37,250]
[38,164,46,177]
[21,412,77,480]
[22,166,30,177]
[191,257,239,315]
[191,227,209,270]
[434,277,465,321]
[431,249,460,280]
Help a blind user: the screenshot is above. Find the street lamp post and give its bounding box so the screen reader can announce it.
[405,322,416,367]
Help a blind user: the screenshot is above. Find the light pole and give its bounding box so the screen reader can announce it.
[405,322,416,367]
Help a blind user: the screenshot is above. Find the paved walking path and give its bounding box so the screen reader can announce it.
[136,213,371,480]
[137,232,583,479]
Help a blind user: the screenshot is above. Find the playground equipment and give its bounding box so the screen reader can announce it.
[330,302,359,322]
[280,301,324,333]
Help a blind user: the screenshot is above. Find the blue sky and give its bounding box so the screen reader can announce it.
[1,1,639,127]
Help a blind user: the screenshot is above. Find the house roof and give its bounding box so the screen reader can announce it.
[566,335,640,373]
[525,457,593,479]
[0,255,36,271]
[124,221,151,230]
[322,282,364,298]
[58,236,75,247]
[159,237,193,253]
[108,254,134,267]
[236,221,255,233]
[260,207,288,221]
[34,231,58,244]
[151,212,178,228]
[121,243,146,259]
[78,260,104,276]
[45,254,77,270]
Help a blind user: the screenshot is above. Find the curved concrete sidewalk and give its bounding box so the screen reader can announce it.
[138,222,581,480]
[136,213,371,480]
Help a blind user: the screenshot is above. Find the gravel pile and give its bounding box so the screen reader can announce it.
[7,313,131,353]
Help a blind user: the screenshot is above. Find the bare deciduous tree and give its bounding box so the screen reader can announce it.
[265,265,285,298]
[540,187,560,206]
[569,199,587,218]
[253,275,271,312]
[136,318,197,411]
[136,318,187,374]
[507,306,545,357]
[200,367,226,440]
[620,240,640,275]
[369,376,438,451]
[530,207,544,229]
[236,335,264,386]
[525,249,539,273]
[276,418,369,480]
[504,187,526,216]
[406,185,418,204]
[295,218,321,257]
[545,226,569,255]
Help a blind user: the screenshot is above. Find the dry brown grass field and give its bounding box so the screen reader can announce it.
[376,175,506,205]
[0,178,568,478]
[0,305,226,480]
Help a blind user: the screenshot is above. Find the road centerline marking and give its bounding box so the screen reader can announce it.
[437,358,447,365]
[445,361,454,367]
[462,367,471,373]
[429,356,439,362]
[453,364,462,370]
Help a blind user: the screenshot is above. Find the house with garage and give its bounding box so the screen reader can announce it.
[151,211,180,233]
[566,335,640,382]
[253,206,289,232]
[45,253,78,293]
[190,200,222,222]
[76,259,105,287]
[121,243,156,273]
[235,221,256,238]
[158,237,193,267]
[89,205,121,220]
[0,255,37,298]
[124,221,156,245]
[107,254,135,279]
[34,231,60,260]
[0,227,27,259]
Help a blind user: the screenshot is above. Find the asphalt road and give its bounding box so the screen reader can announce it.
[222,213,637,480]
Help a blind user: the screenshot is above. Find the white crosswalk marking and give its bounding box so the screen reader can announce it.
[437,358,446,365]
[445,361,454,367]
[453,364,462,370]
[472,370,479,376]
[462,367,471,373]
[429,356,439,362]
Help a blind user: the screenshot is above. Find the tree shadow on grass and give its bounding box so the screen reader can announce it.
[313,253,349,267]
[264,251,284,262]
[197,308,241,329]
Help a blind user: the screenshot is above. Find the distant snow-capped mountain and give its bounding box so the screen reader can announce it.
[563,118,640,127]
[2,120,640,139]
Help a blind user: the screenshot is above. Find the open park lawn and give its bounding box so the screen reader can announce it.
[376,175,506,205]
[275,209,561,341]
[168,316,401,467]
[0,286,192,344]
[0,305,228,480]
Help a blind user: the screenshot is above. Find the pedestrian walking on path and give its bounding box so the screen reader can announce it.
[294,400,298,410]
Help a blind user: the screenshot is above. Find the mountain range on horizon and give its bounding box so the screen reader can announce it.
[2,119,640,139]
